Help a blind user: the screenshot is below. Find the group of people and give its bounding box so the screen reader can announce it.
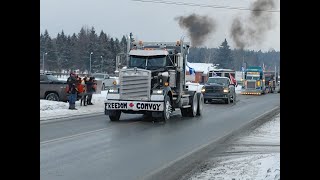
[66,72,97,110]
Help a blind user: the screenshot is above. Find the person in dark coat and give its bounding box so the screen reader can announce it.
[85,77,96,105]
[67,72,78,110]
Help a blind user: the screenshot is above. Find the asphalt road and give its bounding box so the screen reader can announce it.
[40,93,280,180]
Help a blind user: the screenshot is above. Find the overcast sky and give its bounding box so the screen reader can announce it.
[40,0,280,51]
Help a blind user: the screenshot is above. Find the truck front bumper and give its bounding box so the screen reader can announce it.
[105,100,164,113]
[203,93,228,100]
[241,89,262,95]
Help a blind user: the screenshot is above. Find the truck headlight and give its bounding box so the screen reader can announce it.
[223,88,229,93]
[201,87,205,93]
[152,89,163,95]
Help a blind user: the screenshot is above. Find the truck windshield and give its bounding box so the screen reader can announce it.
[246,75,260,80]
[207,78,229,85]
[129,55,166,70]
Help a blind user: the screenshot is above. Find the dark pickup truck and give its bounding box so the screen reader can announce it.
[202,76,236,104]
[40,73,68,101]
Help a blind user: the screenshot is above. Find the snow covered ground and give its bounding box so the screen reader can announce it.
[188,113,280,180]
[40,91,108,120]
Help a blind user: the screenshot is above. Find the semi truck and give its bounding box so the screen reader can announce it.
[104,34,204,121]
[241,66,266,95]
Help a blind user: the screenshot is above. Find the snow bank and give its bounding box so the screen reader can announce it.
[40,91,108,120]
[189,114,280,180]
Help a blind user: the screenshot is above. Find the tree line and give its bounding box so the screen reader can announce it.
[40,26,127,74]
[40,27,280,74]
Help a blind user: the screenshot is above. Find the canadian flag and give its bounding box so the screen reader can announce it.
[230,74,237,86]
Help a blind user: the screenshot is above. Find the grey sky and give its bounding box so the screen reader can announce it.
[40,0,280,51]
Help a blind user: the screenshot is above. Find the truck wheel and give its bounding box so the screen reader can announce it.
[180,108,189,117]
[180,93,197,117]
[162,95,171,121]
[225,95,230,104]
[197,93,204,116]
[46,93,59,101]
[109,111,121,121]
[189,93,198,117]
[231,92,236,103]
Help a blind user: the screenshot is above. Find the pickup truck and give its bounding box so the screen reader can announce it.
[40,73,68,101]
[91,73,112,90]
[202,76,236,104]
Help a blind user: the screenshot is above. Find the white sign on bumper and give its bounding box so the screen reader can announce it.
[105,100,164,111]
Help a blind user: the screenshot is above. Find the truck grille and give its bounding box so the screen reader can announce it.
[205,86,223,93]
[119,69,151,101]
[247,81,256,89]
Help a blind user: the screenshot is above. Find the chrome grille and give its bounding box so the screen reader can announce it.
[119,69,151,101]
[247,81,256,89]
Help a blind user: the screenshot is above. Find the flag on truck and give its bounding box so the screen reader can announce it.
[186,62,195,76]
[230,73,237,86]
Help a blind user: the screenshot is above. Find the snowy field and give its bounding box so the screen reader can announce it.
[188,113,280,180]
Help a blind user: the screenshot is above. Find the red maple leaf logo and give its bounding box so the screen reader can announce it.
[129,103,134,107]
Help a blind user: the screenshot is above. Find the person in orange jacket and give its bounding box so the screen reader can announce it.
[77,77,87,106]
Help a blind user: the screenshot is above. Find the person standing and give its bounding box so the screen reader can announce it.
[85,77,95,105]
[67,72,78,110]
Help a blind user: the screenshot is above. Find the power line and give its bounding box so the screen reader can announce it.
[131,0,280,13]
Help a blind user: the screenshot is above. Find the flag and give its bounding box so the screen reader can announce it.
[189,67,195,76]
[186,62,196,76]
[230,73,237,86]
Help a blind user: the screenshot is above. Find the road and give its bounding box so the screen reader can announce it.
[40,93,280,180]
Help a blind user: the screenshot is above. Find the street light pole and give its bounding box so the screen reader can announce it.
[100,56,103,73]
[42,52,47,72]
[89,52,93,75]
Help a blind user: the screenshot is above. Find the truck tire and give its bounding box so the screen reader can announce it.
[197,93,204,116]
[231,92,236,103]
[162,95,172,121]
[180,108,189,117]
[190,93,198,117]
[109,111,121,121]
[46,92,59,101]
[180,93,197,117]
[225,95,230,104]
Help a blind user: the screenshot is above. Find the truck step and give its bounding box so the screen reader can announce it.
[182,105,191,108]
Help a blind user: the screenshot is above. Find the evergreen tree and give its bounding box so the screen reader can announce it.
[215,39,234,69]
[77,27,90,72]
[43,30,57,71]
[88,27,99,73]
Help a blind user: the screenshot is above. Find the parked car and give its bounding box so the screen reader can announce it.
[91,73,111,90]
[202,76,236,104]
[40,73,68,101]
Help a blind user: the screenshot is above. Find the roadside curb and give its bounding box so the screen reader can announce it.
[142,106,280,180]
[40,112,103,124]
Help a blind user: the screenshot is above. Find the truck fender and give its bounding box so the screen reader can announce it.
[163,87,173,103]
